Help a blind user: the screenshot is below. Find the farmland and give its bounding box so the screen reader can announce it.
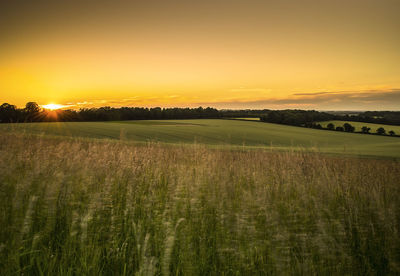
[231,117,261,121]
[2,0,399,274]
[1,119,400,158]
[1,131,399,274]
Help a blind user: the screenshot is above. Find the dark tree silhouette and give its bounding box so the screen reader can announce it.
[24,102,40,113]
[24,102,41,122]
[343,123,355,132]
[0,103,18,123]
[260,110,335,126]
[376,127,386,135]
[327,123,335,130]
[361,126,371,134]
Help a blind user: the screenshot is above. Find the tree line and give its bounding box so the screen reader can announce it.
[260,110,334,126]
[0,102,224,123]
[260,109,400,127]
[340,111,400,126]
[260,110,397,136]
[2,102,400,132]
[0,102,271,123]
[308,122,396,136]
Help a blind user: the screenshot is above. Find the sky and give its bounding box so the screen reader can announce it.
[1,0,399,110]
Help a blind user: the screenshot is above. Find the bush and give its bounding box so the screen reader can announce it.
[343,123,355,132]
[376,127,386,135]
[361,126,371,134]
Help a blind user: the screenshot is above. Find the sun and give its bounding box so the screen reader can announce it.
[42,103,64,110]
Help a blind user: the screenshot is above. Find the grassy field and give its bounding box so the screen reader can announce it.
[231,117,260,121]
[319,120,400,134]
[1,132,399,274]
[1,119,400,158]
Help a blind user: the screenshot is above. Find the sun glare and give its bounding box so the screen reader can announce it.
[42,103,64,110]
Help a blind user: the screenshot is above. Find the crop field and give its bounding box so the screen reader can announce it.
[1,132,399,274]
[231,117,261,121]
[1,119,400,158]
[319,120,400,134]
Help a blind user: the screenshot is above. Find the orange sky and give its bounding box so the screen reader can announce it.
[1,0,399,110]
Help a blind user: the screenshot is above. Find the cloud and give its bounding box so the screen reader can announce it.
[63,89,400,110]
[293,91,342,96]
[65,94,194,109]
[195,89,400,110]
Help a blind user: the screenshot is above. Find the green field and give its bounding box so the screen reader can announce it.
[1,119,400,158]
[231,117,260,121]
[319,120,400,134]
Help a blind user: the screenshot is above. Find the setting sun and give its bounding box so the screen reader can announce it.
[42,104,64,110]
[1,1,399,110]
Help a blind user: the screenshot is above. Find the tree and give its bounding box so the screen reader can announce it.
[25,102,40,114]
[259,110,336,126]
[327,123,335,130]
[376,127,386,135]
[336,126,344,131]
[24,102,41,122]
[343,123,355,132]
[361,126,371,134]
[0,103,18,123]
[389,130,395,136]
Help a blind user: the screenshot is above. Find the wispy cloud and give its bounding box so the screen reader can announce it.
[62,89,400,110]
[196,89,400,110]
[65,94,194,109]
[293,91,343,96]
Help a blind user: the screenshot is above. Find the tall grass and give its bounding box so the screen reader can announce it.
[0,132,399,274]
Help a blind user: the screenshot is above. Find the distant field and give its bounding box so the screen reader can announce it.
[319,120,400,134]
[231,117,260,121]
[1,119,400,158]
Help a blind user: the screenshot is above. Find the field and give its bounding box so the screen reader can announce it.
[231,117,261,121]
[1,119,400,158]
[319,120,400,134]
[1,132,399,274]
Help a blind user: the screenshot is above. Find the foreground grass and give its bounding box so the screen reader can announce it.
[1,133,400,275]
[1,119,400,158]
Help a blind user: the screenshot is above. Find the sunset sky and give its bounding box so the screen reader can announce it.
[1,0,399,110]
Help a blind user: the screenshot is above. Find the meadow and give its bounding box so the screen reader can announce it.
[319,120,400,134]
[1,131,399,275]
[1,119,400,158]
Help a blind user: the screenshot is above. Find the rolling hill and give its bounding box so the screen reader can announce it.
[1,119,400,158]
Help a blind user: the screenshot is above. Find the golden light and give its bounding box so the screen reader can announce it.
[42,103,65,110]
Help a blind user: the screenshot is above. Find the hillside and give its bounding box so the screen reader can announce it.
[1,119,400,158]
